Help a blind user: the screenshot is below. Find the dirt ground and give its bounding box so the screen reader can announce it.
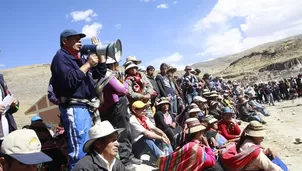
[14,98,302,171]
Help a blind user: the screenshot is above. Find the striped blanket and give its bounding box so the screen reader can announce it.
[158,142,207,171]
[219,143,261,171]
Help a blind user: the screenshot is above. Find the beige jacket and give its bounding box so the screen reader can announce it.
[240,140,283,171]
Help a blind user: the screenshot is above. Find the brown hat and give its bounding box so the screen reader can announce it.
[185,118,206,134]
[167,66,177,73]
[245,121,266,137]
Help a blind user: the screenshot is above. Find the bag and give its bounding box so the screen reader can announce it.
[95,70,114,107]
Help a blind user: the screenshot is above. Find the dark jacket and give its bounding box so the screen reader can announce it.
[155,73,168,98]
[72,151,125,171]
[50,49,107,106]
[0,74,18,134]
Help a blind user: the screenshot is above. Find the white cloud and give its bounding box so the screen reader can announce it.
[70,9,98,22]
[115,24,122,29]
[157,3,169,9]
[173,1,177,4]
[149,52,186,70]
[82,22,103,39]
[195,0,302,57]
[0,64,5,67]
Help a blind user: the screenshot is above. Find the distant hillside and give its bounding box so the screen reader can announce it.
[192,34,302,82]
[1,64,51,114]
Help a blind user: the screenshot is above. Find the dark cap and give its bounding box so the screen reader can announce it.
[60,29,86,40]
[147,65,155,71]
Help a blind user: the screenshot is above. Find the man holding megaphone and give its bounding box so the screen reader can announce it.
[50,29,122,170]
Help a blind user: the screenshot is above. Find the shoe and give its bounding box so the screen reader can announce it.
[131,157,142,165]
[125,164,136,171]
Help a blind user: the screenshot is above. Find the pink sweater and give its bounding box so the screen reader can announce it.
[99,77,128,112]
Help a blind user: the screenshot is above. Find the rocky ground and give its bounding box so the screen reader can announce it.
[13,98,302,171]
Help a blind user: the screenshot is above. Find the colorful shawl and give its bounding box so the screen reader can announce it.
[219,143,261,171]
[159,142,207,171]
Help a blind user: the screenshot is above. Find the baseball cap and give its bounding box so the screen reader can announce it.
[1,129,52,165]
[31,115,43,122]
[132,101,149,109]
[60,29,86,40]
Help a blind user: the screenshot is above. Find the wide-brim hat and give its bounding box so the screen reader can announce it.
[240,99,249,104]
[125,56,142,64]
[185,118,206,134]
[206,116,218,124]
[156,97,170,106]
[193,96,207,103]
[245,121,266,137]
[132,101,150,110]
[188,106,201,113]
[83,121,124,153]
[222,107,234,114]
[124,61,138,71]
[167,66,177,73]
[209,94,219,98]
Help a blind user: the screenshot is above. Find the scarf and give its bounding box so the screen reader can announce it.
[136,115,150,131]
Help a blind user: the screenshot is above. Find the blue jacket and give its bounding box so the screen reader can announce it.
[50,49,106,105]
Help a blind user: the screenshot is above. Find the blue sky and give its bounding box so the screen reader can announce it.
[0,0,216,69]
[1,0,301,70]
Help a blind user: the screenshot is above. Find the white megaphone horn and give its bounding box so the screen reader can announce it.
[80,39,122,63]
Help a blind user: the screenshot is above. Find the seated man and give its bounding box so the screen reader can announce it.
[0,129,52,171]
[130,101,173,160]
[73,121,126,171]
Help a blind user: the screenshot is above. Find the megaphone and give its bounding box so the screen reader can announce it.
[80,39,122,63]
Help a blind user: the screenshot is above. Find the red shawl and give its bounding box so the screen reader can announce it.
[159,142,208,171]
[219,143,261,171]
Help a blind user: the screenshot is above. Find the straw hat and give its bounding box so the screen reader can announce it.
[240,98,249,105]
[167,66,177,73]
[209,94,219,98]
[156,97,170,106]
[124,61,138,71]
[185,118,206,134]
[188,106,201,113]
[245,121,266,137]
[193,96,207,103]
[125,56,142,64]
[206,115,218,124]
[83,121,124,153]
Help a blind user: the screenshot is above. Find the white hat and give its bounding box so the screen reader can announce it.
[188,106,201,113]
[1,129,52,165]
[124,61,138,71]
[185,118,206,134]
[124,56,142,65]
[156,97,170,106]
[83,121,125,153]
[245,121,266,137]
[193,96,207,103]
[106,56,121,64]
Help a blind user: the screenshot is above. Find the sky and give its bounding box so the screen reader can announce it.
[0,0,302,70]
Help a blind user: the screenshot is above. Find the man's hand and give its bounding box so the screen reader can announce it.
[10,98,18,107]
[0,104,5,115]
[162,136,170,145]
[91,37,106,63]
[86,54,99,67]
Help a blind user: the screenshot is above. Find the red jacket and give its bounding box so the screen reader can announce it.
[218,120,241,140]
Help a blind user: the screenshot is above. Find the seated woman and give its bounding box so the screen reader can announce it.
[238,98,266,124]
[220,121,288,171]
[218,107,241,141]
[159,118,219,171]
[154,97,183,143]
[130,101,173,160]
[204,115,228,149]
